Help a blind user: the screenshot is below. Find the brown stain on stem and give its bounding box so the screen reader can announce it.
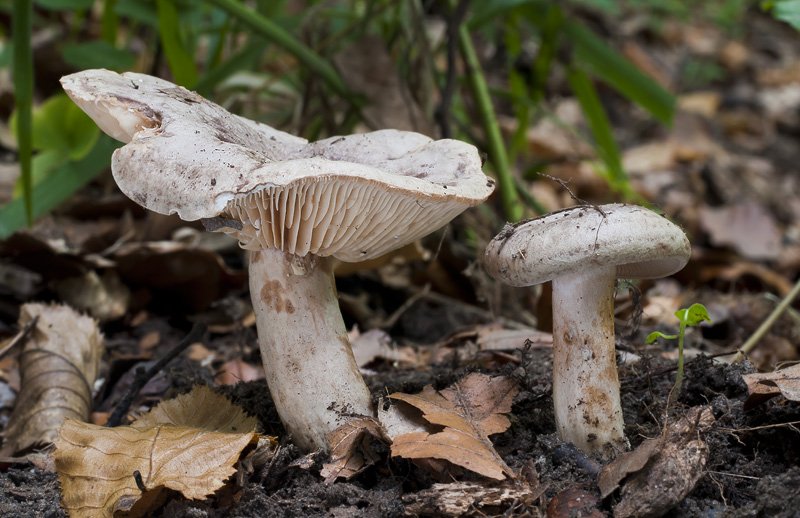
[260,280,296,314]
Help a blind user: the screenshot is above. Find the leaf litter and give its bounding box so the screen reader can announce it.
[5,4,800,517]
[54,385,267,518]
[0,303,104,457]
[388,372,518,481]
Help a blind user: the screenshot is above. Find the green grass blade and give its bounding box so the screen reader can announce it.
[0,137,122,238]
[564,20,675,125]
[205,0,358,105]
[157,0,199,87]
[530,4,562,103]
[12,0,33,226]
[566,66,627,190]
[458,21,522,222]
[194,38,266,96]
[102,0,119,44]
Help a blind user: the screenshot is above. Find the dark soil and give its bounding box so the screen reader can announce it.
[2,327,798,517]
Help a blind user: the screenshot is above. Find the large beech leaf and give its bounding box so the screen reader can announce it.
[388,373,518,480]
[55,385,258,518]
[0,303,104,456]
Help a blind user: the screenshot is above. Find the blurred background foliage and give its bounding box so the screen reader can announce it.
[1,0,790,237]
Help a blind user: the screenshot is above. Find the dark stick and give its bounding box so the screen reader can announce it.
[435,0,470,138]
[106,322,207,427]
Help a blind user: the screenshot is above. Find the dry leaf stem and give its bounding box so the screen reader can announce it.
[106,322,206,427]
[733,275,800,363]
[0,314,38,360]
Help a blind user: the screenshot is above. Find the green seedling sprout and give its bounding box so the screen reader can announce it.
[646,303,712,401]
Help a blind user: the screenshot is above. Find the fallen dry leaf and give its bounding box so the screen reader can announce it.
[547,487,604,518]
[54,385,258,518]
[0,303,104,456]
[214,359,265,386]
[743,364,800,410]
[321,416,389,483]
[404,479,542,517]
[698,201,781,261]
[54,270,130,322]
[333,34,434,136]
[113,240,246,313]
[349,328,417,368]
[599,406,715,518]
[388,373,518,480]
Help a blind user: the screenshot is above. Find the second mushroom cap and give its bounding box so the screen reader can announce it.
[484,204,691,287]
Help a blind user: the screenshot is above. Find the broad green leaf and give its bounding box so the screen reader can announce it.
[116,0,159,26]
[61,41,136,71]
[0,137,121,239]
[13,149,66,198]
[11,94,99,161]
[645,331,678,345]
[771,0,800,30]
[157,0,199,87]
[675,303,712,327]
[35,0,94,10]
[567,66,628,190]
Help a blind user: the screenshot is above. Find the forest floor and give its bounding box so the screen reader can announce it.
[2,5,800,518]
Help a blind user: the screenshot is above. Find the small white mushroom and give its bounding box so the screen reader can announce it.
[484,204,690,457]
[62,69,495,451]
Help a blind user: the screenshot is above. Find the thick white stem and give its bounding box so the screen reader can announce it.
[249,248,373,451]
[552,266,626,456]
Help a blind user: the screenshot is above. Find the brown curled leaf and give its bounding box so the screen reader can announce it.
[0,303,104,456]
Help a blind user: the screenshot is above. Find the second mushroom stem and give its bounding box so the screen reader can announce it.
[551,266,626,456]
[249,247,373,451]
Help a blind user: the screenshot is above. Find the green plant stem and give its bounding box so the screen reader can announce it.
[102,0,119,44]
[457,22,522,222]
[672,321,687,401]
[12,0,33,226]
[733,275,800,363]
[206,0,358,105]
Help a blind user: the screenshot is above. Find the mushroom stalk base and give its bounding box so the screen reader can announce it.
[249,248,373,451]
[552,267,626,456]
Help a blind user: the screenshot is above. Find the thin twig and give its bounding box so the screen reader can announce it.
[720,420,800,433]
[436,0,470,138]
[380,283,432,329]
[537,172,587,205]
[0,315,38,360]
[705,470,760,481]
[106,322,207,427]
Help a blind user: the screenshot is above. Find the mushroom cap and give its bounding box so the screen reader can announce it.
[61,69,494,262]
[484,204,691,287]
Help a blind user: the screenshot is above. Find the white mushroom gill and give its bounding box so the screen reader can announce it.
[223,177,466,262]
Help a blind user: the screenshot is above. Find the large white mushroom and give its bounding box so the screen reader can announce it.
[61,69,494,451]
[484,204,690,457]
